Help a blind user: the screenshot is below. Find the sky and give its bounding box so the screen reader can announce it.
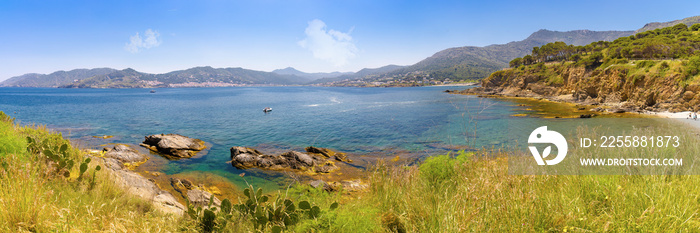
[0,0,699,81]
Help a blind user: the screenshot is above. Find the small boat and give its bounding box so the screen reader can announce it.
[150,90,156,93]
[263,107,272,113]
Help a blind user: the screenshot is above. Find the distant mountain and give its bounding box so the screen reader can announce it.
[60,66,307,88]
[271,67,351,81]
[636,15,700,33]
[378,29,634,81]
[310,65,405,84]
[321,29,635,86]
[324,15,700,86]
[0,68,116,87]
[7,15,699,88]
[152,66,303,85]
[61,68,155,88]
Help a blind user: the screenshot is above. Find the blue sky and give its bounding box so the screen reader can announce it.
[0,0,698,81]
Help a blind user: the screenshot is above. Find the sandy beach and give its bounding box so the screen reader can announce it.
[655,111,700,130]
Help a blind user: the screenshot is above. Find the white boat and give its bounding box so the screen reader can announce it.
[263,107,272,113]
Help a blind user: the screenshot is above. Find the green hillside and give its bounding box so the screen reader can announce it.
[0,68,116,87]
[473,23,700,112]
[327,29,634,86]
[635,15,700,33]
[326,15,700,86]
[60,66,307,88]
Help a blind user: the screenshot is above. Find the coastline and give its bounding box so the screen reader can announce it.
[655,111,700,131]
[431,82,478,87]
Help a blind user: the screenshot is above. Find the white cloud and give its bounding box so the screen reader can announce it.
[298,19,357,67]
[125,29,161,53]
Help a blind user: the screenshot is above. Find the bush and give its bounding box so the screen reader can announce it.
[636,60,657,68]
[419,154,454,185]
[0,117,26,158]
[692,23,700,31]
[419,151,471,186]
[685,55,700,78]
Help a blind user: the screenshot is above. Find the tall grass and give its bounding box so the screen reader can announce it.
[329,151,700,232]
[306,122,700,232]
[0,112,182,232]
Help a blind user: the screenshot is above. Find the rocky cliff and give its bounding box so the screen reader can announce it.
[463,60,699,112]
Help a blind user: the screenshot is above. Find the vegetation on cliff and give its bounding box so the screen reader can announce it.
[477,23,700,112]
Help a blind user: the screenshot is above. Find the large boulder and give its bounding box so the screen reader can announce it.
[140,134,206,159]
[103,144,147,164]
[95,156,185,215]
[230,146,283,169]
[280,151,317,168]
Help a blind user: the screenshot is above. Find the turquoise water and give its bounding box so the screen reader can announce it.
[0,87,514,178]
[0,86,670,186]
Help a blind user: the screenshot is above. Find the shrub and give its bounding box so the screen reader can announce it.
[419,154,454,186]
[636,60,657,68]
[419,151,471,186]
[0,117,26,158]
[692,23,700,31]
[685,55,700,78]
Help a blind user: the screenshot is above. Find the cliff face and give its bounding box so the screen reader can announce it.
[466,61,699,112]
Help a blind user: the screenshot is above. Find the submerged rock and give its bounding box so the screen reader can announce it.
[171,177,195,196]
[140,134,206,159]
[230,146,348,173]
[305,146,353,163]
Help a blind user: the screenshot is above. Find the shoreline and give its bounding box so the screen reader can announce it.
[453,87,700,135]
[655,111,700,131]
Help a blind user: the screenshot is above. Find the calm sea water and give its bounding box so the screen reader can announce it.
[0,86,669,188]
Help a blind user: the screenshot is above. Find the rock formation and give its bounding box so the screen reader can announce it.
[230,146,350,174]
[140,134,206,159]
[92,145,185,215]
[461,64,698,112]
[103,144,147,164]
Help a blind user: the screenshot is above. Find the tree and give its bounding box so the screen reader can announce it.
[691,23,700,31]
[509,57,523,68]
[523,55,535,66]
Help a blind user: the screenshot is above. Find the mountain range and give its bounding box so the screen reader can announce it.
[2,15,699,88]
[353,29,634,84]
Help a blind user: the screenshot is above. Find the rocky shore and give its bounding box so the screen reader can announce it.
[459,86,646,115]
[86,134,369,216]
[93,144,186,215]
[460,64,700,114]
[229,146,353,174]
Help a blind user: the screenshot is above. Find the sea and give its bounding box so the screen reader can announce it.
[0,86,671,189]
